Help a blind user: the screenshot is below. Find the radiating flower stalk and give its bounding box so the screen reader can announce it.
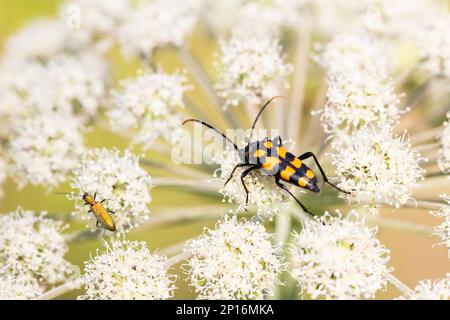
[0,0,449,300]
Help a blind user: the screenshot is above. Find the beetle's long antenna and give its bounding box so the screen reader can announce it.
[182,119,239,151]
[74,176,86,194]
[248,96,285,143]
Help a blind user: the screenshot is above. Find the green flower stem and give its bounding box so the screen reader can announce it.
[140,158,211,179]
[365,215,436,237]
[153,177,221,194]
[411,126,443,145]
[177,44,237,129]
[287,19,311,144]
[385,273,415,299]
[164,251,192,268]
[38,278,81,300]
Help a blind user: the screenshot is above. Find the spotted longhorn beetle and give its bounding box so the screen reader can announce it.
[183,96,350,217]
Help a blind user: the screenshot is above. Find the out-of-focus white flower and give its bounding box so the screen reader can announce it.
[79,240,175,300]
[185,215,283,299]
[415,15,450,78]
[439,115,450,173]
[213,148,289,219]
[367,0,442,38]
[215,32,292,109]
[202,0,302,37]
[315,32,390,77]
[8,113,84,189]
[330,126,424,209]
[433,195,450,256]
[0,208,73,287]
[2,19,69,63]
[60,0,132,52]
[107,70,190,149]
[0,272,43,300]
[289,212,391,299]
[316,71,401,135]
[0,52,108,120]
[71,148,152,236]
[118,0,201,59]
[398,274,450,300]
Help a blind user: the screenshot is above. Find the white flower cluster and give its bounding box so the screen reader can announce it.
[108,70,190,149]
[118,0,201,59]
[8,113,84,189]
[1,19,70,63]
[368,0,442,39]
[315,32,389,77]
[213,148,289,219]
[398,274,450,300]
[318,71,401,135]
[0,272,43,300]
[215,32,292,109]
[60,0,132,53]
[433,195,450,256]
[79,240,175,300]
[0,208,73,290]
[289,212,391,299]
[415,15,450,78]
[439,115,450,173]
[185,216,282,299]
[0,52,108,121]
[330,126,424,208]
[315,32,402,136]
[71,148,152,236]
[202,0,302,37]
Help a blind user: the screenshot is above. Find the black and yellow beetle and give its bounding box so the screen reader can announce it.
[183,96,350,216]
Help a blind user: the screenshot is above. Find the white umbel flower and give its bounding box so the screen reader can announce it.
[433,195,450,256]
[0,52,108,119]
[215,32,292,109]
[203,0,301,37]
[61,0,132,52]
[0,208,73,287]
[330,126,424,208]
[289,212,391,299]
[0,273,43,300]
[2,19,69,63]
[315,32,390,77]
[118,0,200,59]
[213,148,289,219]
[79,240,175,300]
[415,15,450,78]
[317,71,401,135]
[398,274,450,300]
[185,216,283,299]
[71,148,152,236]
[438,115,450,173]
[8,113,85,189]
[108,70,190,149]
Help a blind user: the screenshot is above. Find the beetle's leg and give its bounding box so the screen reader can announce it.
[101,199,107,204]
[298,152,350,194]
[240,165,261,210]
[93,192,97,201]
[224,163,254,187]
[96,220,100,228]
[107,209,115,215]
[272,135,283,146]
[275,178,317,217]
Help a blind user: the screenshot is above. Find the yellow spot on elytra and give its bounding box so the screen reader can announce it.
[298,177,309,187]
[276,147,287,159]
[264,141,273,149]
[262,156,280,170]
[280,166,296,181]
[290,158,302,168]
[306,170,315,179]
[254,149,266,157]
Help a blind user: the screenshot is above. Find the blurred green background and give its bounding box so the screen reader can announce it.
[0,0,449,300]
